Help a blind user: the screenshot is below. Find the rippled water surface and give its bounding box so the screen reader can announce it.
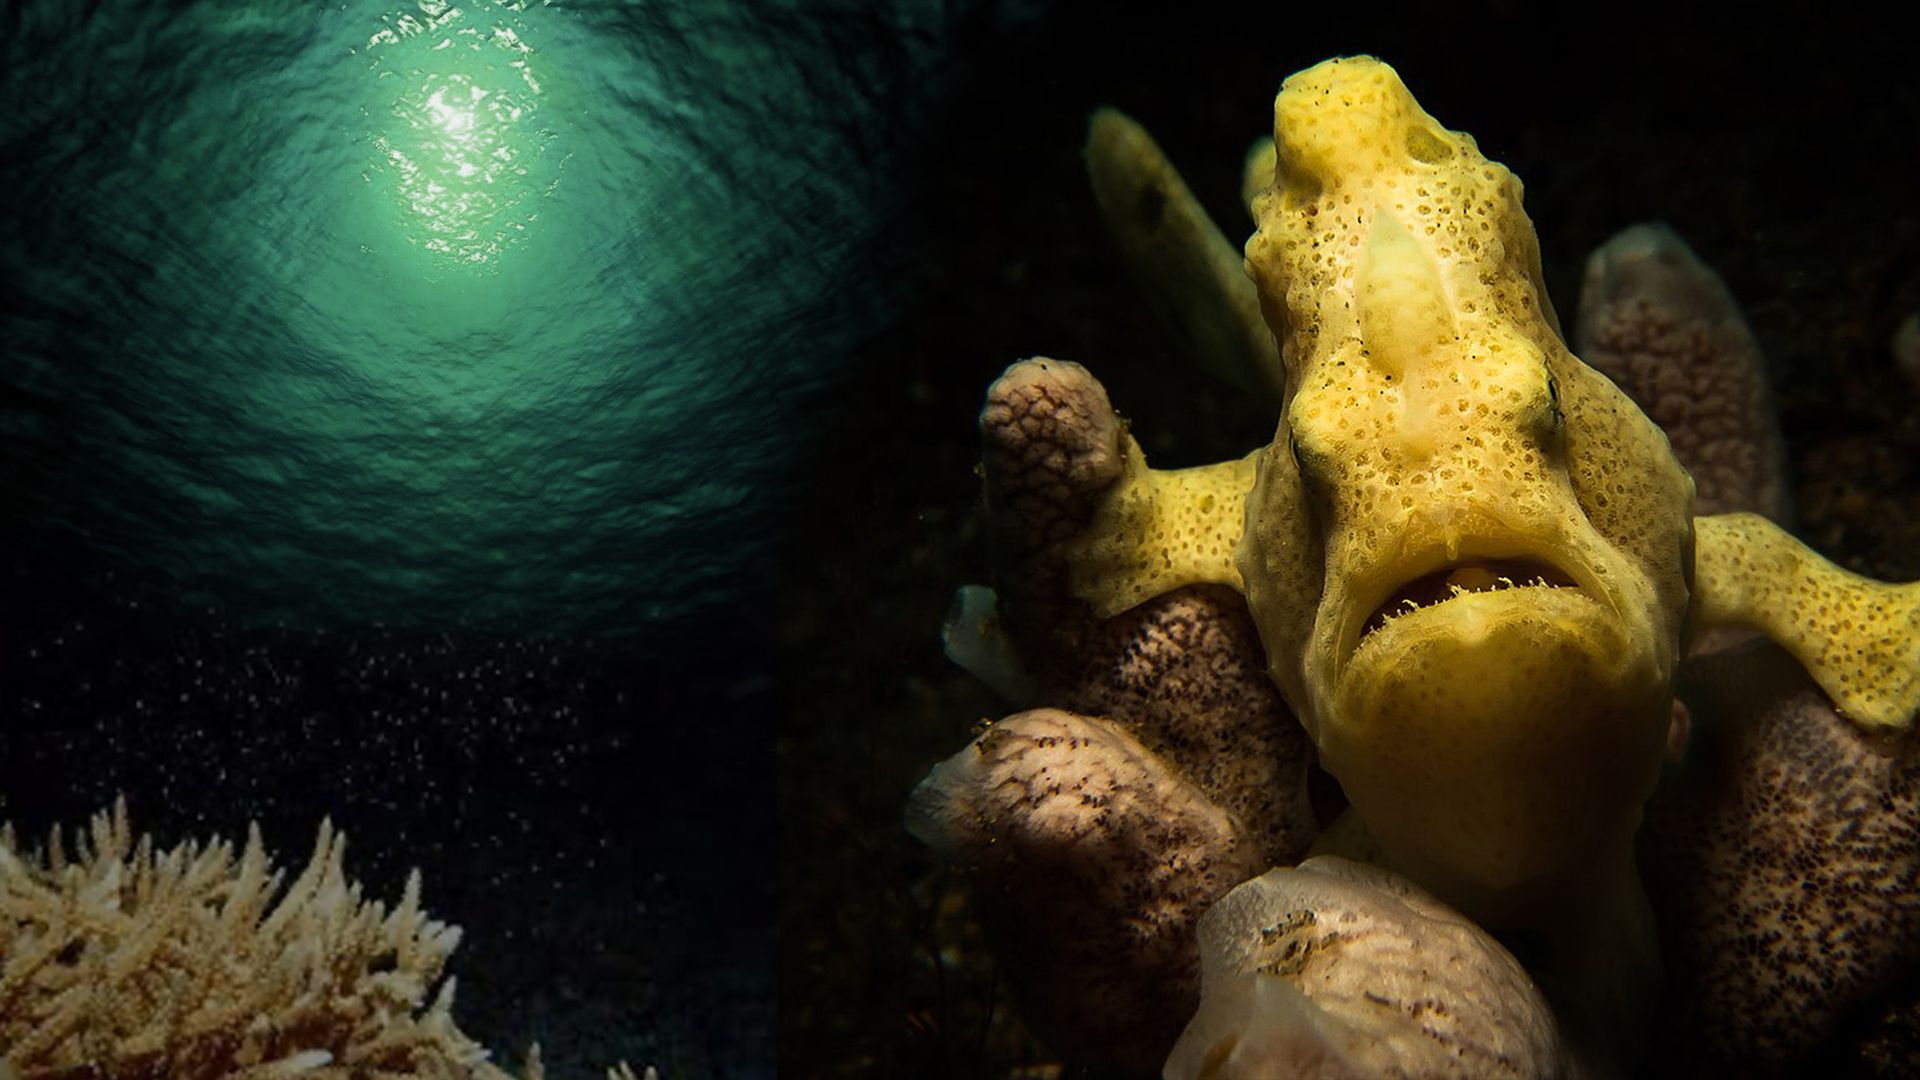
[2,0,935,633]
[0,1,1006,1073]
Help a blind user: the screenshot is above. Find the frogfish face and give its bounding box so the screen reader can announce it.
[1233,57,1695,921]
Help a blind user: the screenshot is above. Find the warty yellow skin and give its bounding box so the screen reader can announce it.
[1063,55,1920,1056]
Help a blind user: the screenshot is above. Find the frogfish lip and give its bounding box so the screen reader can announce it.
[1339,543,1602,671]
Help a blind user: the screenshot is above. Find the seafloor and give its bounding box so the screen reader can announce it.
[777,7,1920,1077]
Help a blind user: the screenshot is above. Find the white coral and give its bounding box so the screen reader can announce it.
[0,801,654,1080]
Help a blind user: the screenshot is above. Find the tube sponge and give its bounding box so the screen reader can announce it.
[1165,857,1567,1079]
[1575,223,1790,523]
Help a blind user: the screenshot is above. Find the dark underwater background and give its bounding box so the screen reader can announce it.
[0,0,1035,1074]
[2,0,1918,1077]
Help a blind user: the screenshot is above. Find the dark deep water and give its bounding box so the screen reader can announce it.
[0,0,1030,1075]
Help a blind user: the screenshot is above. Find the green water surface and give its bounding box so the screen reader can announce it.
[3,0,936,633]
